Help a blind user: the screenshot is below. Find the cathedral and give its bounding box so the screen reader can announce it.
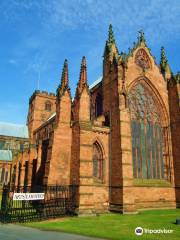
[11,25,180,214]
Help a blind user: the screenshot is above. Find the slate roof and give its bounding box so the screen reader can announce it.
[0,122,28,138]
[89,77,102,89]
[47,112,56,121]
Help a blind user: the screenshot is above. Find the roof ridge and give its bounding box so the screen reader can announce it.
[89,76,102,89]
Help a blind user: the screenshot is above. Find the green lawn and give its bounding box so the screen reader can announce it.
[24,209,180,240]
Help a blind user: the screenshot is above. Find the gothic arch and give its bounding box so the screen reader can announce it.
[92,137,106,159]
[92,139,105,182]
[135,48,152,70]
[128,77,169,126]
[127,77,171,180]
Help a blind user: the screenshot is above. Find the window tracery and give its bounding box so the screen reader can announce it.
[128,82,164,179]
[135,49,151,69]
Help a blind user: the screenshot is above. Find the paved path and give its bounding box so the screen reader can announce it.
[0,224,101,240]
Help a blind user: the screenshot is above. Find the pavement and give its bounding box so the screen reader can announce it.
[0,224,101,240]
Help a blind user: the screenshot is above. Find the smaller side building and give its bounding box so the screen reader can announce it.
[0,122,29,188]
[0,150,12,186]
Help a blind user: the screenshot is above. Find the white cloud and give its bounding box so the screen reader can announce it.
[41,0,180,44]
[1,0,180,79]
[1,0,180,38]
[9,59,17,65]
[1,0,180,47]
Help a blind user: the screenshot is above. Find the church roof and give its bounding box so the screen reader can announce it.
[43,77,103,125]
[89,77,102,89]
[0,150,12,161]
[0,122,28,138]
[47,112,56,121]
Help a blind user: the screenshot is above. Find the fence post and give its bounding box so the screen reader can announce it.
[1,184,10,222]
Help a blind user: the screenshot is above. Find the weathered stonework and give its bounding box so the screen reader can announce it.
[11,26,180,214]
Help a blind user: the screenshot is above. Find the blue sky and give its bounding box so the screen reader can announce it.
[0,0,180,124]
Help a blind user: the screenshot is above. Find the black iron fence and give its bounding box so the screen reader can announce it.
[0,184,79,223]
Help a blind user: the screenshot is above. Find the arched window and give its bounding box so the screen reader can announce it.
[95,94,103,117]
[45,101,51,111]
[128,82,164,179]
[93,141,104,181]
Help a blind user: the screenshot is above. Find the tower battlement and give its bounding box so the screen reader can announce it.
[29,90,56,104]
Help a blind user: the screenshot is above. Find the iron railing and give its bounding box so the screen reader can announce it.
[0,184,79,223]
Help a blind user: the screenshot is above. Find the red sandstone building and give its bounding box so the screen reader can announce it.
[11,26,180,214]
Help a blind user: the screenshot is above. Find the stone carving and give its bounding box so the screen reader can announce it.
[135,49,150,69]
[128,83,160,124]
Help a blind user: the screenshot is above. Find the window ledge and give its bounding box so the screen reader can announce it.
[133,178,173,187]
[93,177,104,185]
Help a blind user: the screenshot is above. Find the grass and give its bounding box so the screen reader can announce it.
[23,209,180,240]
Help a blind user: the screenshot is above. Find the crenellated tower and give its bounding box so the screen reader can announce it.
[17,26,179,215]
[27,91,56,142]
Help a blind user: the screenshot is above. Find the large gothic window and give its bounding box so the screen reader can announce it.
[93,142,104,181]
[128,83,164,179]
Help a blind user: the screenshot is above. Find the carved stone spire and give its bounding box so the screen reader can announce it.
[108,24,115,44]
[104,24,118,58]
[76,56,88,96]
[138,30,146,43]
[160,47,171,79]
[57,59,70,97]
[79,56,87,86]
[160,47,168,71]
[61,59,68,86]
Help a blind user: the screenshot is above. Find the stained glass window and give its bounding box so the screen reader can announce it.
[135,49,151,69]
[128,83,164,179]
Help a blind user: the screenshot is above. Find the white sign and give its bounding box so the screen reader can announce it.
[13,193,44,201]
